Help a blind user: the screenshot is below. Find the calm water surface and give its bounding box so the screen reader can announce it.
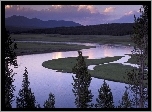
[11,43,137,108]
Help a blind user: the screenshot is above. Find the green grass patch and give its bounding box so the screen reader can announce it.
[42,56,124,75]
[125,54,138,64]
[42,56,148,85]
[85,56,124,65]
[14,42,95,56]
[88,63,137,84]
[11,34,134,46]
[125,54,148,65]
[42,56,124,73]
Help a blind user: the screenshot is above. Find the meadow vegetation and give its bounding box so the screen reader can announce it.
[125,54,148,65]
[12,34,134,46]
[12,34,134,56]
[14,42,95,56]
[42,55,148,85]
[42,56,137,84]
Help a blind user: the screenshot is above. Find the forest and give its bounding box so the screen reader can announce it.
[13,23,134,36]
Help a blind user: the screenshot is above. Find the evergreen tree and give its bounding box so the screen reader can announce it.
[43,92,55,108]
[127,5,148,108]
[95,80,114,108]
[5,28,18,108]
[118,88,132,108]
[72,51,93,108]
[16,67,37,108]
[5,68,16,108]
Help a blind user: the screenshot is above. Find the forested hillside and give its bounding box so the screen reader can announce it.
[16,23,134,36]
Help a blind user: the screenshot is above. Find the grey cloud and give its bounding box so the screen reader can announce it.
[109,11,141,23]
[5,5,112,25]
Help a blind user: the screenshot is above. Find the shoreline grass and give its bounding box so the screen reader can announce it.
[42,56,124,72]
[14,42,96,56]
[42,56,148,85]
[11,34,135,46]
[125,54,148,65]
[41,56,135,84]
[12,34,135,56]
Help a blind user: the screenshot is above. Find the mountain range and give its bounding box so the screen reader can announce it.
[5,15,82,32]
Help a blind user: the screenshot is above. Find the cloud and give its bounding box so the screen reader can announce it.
[104,7,116,13]
[77,5,98,13]
[5,5,12,9]
[124,11,136,15]
[5,5,110,25]
[109,10,141,23]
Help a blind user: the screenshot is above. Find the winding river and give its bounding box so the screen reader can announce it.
[10,42,137,108]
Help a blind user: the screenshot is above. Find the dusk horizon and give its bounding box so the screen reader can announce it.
[5,5,142,25]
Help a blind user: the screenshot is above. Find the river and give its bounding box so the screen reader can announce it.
[10,42,137,108]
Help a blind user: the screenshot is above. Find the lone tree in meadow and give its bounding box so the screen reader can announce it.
[43,92,55,108]
[95,80,114,108]
[127,5,148,108]
[72,51,93,108]
[5,28,18,108]
[16,67,37,108]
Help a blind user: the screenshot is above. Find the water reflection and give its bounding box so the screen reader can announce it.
[103,44,132,57]
[52,52,63,59]
[103,46,113,57]
[11,43,135,108]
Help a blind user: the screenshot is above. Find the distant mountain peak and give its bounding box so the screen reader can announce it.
[5,15,82,29]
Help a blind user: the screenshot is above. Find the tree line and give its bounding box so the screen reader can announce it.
[4,5,148,109]
[14,23,134,36]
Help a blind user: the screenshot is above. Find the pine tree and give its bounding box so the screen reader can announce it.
[43,92,55,108]
[5,28,18,67]
[118,88,132,108]
[16,67,37,108]
[127,5,148,108]
[5,28,18,108]
[95,80,114,108]
[5,68,16,108]
[72,51,93,108]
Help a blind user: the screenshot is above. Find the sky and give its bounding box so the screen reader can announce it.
[5,5,142,25]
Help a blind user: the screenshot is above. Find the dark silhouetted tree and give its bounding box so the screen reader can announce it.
[16,67,37,108]
[5,28,18,108]
[72,51,93,108]
[118,87,132,108]
[127,5,148,108]
[43,92,55,108]
[95,80,114,108]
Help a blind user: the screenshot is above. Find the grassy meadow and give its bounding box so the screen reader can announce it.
[11,34,135,56]
[42,56,141,84]
[42,56,124,73]
[14,42,96,56]
[12,34,134,45]
[125,54,148,65]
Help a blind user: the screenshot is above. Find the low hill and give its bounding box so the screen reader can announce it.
[5,15,82,31]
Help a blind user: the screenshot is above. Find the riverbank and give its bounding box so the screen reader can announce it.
[125,54,148,65]
[11,34,135,46]
[42,56,148,85]
[15,42,96,56]
[12,34,135,56]
[42,56,138,84]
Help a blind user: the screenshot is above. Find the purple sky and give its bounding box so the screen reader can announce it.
[5,5,142,25]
